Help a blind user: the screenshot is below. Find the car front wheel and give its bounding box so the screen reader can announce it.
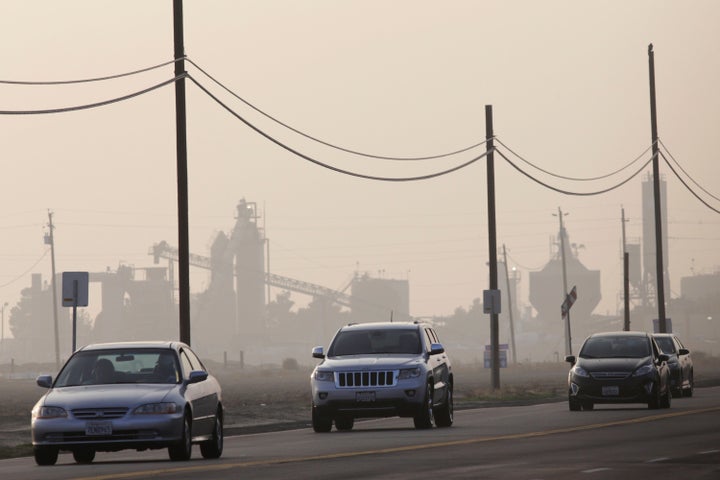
[413,382,434,429]
[434,383,453,427]
[312,406,332,433]
[200,409,224,459]
[34,446,59,466]
[72,447,96,464]
[169,414,193,461]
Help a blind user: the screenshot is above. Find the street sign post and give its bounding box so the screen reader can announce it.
[62,272,89,353]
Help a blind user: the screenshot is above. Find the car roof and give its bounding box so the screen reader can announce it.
[588,331,649,338]
[340,322,424,331]
[77,341,186,352]
[651,333,675,338]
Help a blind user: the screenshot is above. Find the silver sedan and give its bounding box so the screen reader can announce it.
[31,341,223,465]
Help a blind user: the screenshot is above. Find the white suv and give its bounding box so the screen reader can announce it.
[310,321,453,432]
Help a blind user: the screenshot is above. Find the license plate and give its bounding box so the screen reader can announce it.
[602,386,619,396]
[85,421,112,436]
[356,391,375,402]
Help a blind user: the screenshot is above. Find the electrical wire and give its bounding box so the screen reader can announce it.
[659,151,720,215]
[659,139,720,203]
[186,58,488,162]
[0,249,50,289]
[0,74,185,115]
[188,74,489,182]
[495,147,654,196]
[0,58,183,85]
[495,137,654,182]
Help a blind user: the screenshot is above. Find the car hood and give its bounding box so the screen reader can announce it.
[577,356,651,372]
[39,384,178,408]
[322,355,423,370]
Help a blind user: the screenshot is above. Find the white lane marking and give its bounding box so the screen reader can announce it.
[646,457,669,463]
[582,467,611,473]
[699,449,719,454]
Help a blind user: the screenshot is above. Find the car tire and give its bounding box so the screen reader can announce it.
[34,446,59,466]
[72,447,96,464]
[312,406,332,433]
[648,384,661,409]
[413,382,434,429]
[434,383,454,427]
[568,396,582,411]
[335,415,354,431]
[581,401,594,411]
[660,386,672,409]
[200,409,224,459]
[169,414,193,461]
[684,372,694,397]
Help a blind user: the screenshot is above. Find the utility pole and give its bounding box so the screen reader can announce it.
[622,207,630,331]
[46,211,60,369]
[485,105,500,390]
[502,244,517,365]
[173,0,191,345]
[648,43,668,333]
[554,208,571,356]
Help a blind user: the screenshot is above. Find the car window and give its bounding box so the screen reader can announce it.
[182,347,206,372]
[54,349,180,387]
[329,329,421,355]
[179,350,195,379]
[654,336,676,354]
[580,336,651,359]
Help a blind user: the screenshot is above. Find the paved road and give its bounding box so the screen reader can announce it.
[3,387,719,479]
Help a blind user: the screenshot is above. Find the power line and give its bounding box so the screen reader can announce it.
[0,74,185,115]
[187,74,489,182]
[495,137,654,182]
[0,249,50,289]
[186,58,488,162]
[495,147,653,196]
[659,139,720,203]
[0,58,183,85]
[660,151,720,215]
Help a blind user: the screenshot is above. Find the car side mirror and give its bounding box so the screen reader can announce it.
[565,355,576,365]
[312,346,325,359]
[186,370,208,385]
[678,348,690,355]
[658,353,670,363]
[429,343,445,355]
[36,375,53,388]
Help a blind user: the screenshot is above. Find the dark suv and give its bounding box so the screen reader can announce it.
[310,321,453,432]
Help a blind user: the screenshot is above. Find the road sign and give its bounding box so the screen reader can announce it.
[483,289,501,314]
[561,285,577,319]
[62,272,89,307]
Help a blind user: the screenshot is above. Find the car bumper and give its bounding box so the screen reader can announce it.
[568,374,658,404]
[31,413,184,451]
[312,377,427,418]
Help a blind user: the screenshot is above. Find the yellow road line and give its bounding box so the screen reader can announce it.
[74,405,720,480]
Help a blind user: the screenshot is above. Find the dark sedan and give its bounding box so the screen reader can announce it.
[565,331,671,411]
[652,333,694,398]
[31,341,223,465]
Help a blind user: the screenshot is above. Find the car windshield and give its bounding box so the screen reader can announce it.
[329,329,421,356]
[654,336,676,354]
[53,349,181,387]
[579,336,651,359]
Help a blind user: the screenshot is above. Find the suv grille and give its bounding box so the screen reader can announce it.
[337,371,396,388]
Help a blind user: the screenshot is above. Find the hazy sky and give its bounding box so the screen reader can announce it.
[1,1,719,336]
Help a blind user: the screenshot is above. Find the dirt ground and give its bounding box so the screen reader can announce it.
[2,356,718,451]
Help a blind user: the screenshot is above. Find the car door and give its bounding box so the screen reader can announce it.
[179,348,217,437]
[424,327,449,405]
[673,336,692,388]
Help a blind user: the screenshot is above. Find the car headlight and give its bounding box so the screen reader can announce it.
[398,367,421,380]
[572,366,590,378]
[313,370,334,382]
[633,364,654,377]
[133,402,179,415]
[32,406,67,419]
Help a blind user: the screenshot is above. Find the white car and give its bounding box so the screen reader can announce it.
[311,321,453,432]
[31,341,223,465]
